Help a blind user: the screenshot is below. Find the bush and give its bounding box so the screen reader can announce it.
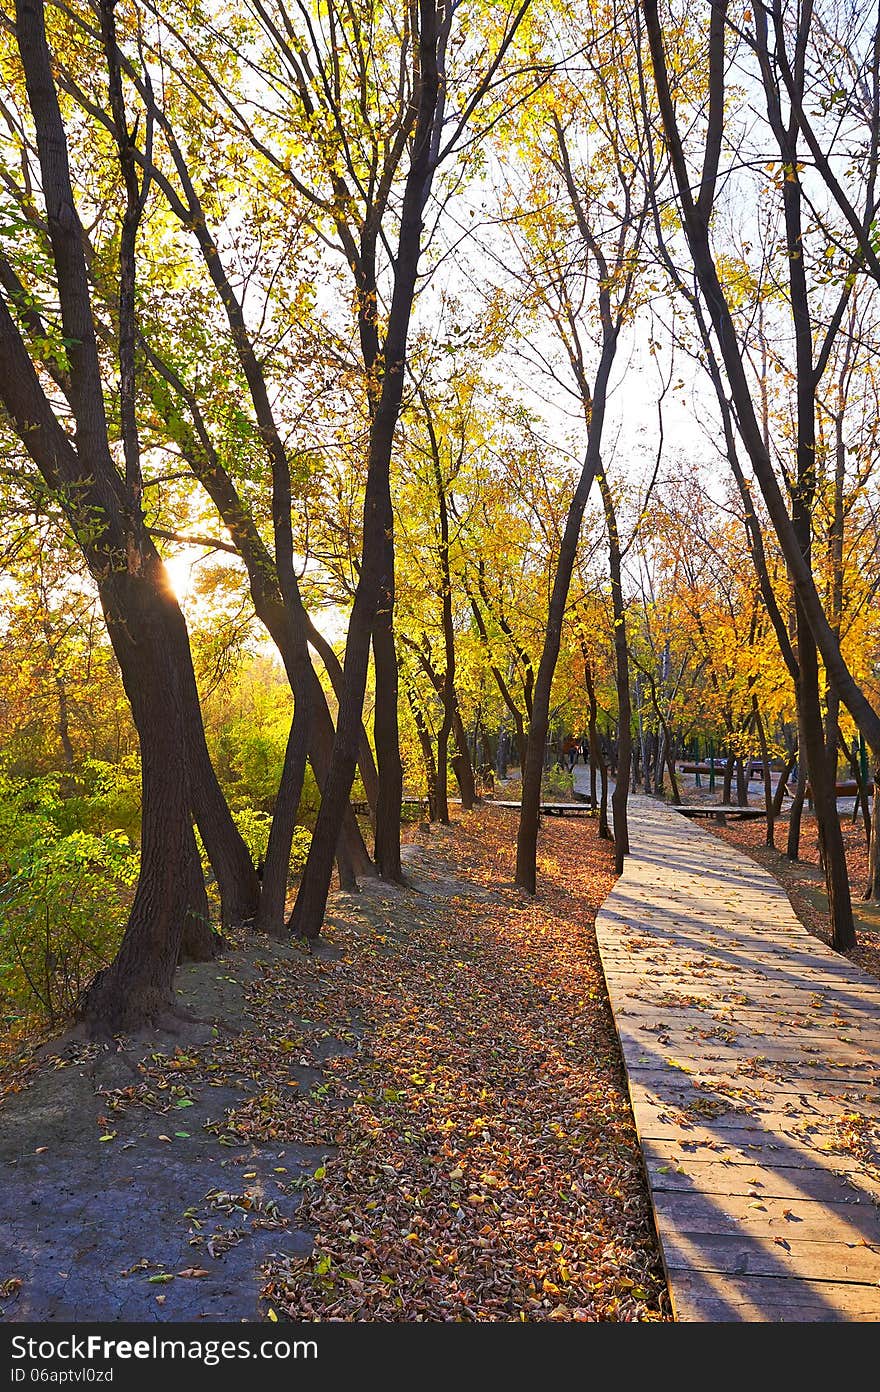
[0,827,137,1025]
[541,765,574,800]
[226,806,312,875]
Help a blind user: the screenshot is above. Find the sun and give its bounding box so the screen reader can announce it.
[163,554,193,601]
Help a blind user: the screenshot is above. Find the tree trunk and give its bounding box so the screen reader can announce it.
[772,748,797,819]
[306,616,379,827]
[798,613,855,949]
[735,758,748,807]
[255,679,313,935]
[372,601,404,881]
[307,678,374,889]
[450,707,478,809]
[79,575,206,1031]
[601,478,631,875]
[584,657,602,813]
[405,677,439,821]
[847,737,872,849]
[867,768,880,901]
[162,597,261,926]
[179,823,217,962]
[722,753,735,805]
[515,335,617,892]
[753,700,774,847]
[435,718,451,823]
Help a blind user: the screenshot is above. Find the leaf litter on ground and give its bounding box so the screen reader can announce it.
[253,809,671,1321]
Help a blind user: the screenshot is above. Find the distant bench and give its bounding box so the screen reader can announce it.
[350,797,429,818]
[673,804,766,821]
[486,800,595,817]
[349,798,596,820]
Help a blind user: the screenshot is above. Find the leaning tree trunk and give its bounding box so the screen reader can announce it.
[450,706,478,809]
[255,678,313,935]
[162,594,260,928]
[179,822,216,962]
[79,575,206,1031]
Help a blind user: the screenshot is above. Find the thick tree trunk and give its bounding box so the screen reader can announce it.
[79,576,205,1031]
[735,758,748,807]
[435,720,451,823]
[450,707,478,809]
[305,617,379,826]
[306,678,374,889]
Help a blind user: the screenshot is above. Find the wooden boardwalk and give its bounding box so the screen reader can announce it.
[595,795,880,1322]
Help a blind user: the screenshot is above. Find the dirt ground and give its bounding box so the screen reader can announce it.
[0,808,671,1323]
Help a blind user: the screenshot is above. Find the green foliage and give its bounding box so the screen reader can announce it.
[541,765,574,800]
[289,825,312,875]
[226,805,312,876]
[0,809,137,1026]
[56,758,142,841]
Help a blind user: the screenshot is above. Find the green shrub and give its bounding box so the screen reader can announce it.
[541,765,574,800]
[0,827,137,1025]
[226,806,312,875]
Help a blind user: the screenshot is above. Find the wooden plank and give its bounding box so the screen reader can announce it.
[658,1230,880,1282]
[669,1273,880,1322]
[643,1156,880,1203]
[650,1191,880,1245]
